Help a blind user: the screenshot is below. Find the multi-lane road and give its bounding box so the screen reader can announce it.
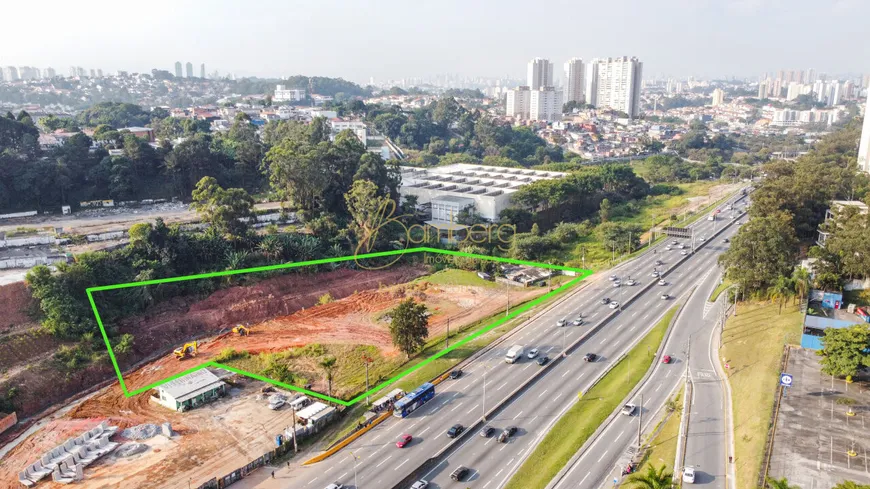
[281,191,748,489]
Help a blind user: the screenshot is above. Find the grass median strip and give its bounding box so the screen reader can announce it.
[720,301,802,489]
[504,306,677,489]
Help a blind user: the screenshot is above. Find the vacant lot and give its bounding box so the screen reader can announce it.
[720,301,802,489]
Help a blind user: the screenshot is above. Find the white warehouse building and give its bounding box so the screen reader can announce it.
[399,164,566,224]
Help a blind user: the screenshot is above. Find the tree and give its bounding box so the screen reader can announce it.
[831,482,870,489]
[767,275,794,314]
[818,324,870,378]
[791,268,810,304]
[599,198,612,222]
[319,356,337,397]
[389,298,429,358]
[190,176,256,238]
[718,212,798,293]
[627,464,672,489]
[112,333,135,356]
[765,477,801,489]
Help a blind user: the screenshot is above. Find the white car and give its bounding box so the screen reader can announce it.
[557,319,567,327]
[621,404,637,416]
[410,481,429,489]
[609,275,619,281]
[609,301,620,309]
[650,271,659,277]
[681,250,689,255]
[626,279,636,286]
[671,240,678,245]
[572,318,584,326]
[699,237,706,242]
[658,280,667,286]
[665,246,672,251]
[325,484,344,489]
[612,282,621,288]
[682,467,695,483]
[661,293,670,300]
[679,244,686,249]
[527,348,539,359]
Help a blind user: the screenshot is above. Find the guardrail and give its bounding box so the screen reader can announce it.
[303,410,392,465]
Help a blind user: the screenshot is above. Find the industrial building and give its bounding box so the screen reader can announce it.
[399,163,566,224]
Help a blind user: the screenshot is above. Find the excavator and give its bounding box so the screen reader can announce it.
[232,325,250,337]
[173,341,198,360]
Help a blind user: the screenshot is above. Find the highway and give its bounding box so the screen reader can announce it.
[549,244,732,489]
[281,192,748,489]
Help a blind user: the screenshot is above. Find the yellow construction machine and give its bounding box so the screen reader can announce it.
[174,341,198,360]
[232,325,250,337]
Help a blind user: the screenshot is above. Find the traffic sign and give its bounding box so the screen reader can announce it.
[780,373,793,387]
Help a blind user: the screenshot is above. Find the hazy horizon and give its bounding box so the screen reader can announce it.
[2,0,867,83]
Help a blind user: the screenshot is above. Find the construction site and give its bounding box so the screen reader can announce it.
[0,264,550,489]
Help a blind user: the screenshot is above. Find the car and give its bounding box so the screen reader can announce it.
[658,279,667,286]
[723,238,730,243]
[572,317,584,326]
[268,398,285,410]
[451,466,470,481]
[601,297,611,304]
[655,260,663,266]
[446,424,464,438]
[621,404,637,416]
[584,353,597,362]
[527,348,539,359]
[536,356,550,366]
[699,237,706,242]
[662,355,672,364]
[609,301,620,309]
[626,279,636,286]
[325,484,343,489]
[672,240,678,245]
[480,425,495,437]
[609,275,619,281]
[612,282,621,288]
[651,270,659,277]
[396,434,413,448]
[679,244,686,249]
[497,426,518,443]
[661,293,670,300]
[681,250,689,255]
[737,221,743,225]
[682,467,696,483]
[449,369,463,379]
[410,481,429,489]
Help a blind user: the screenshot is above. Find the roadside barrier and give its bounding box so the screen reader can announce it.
[303,410,392,465]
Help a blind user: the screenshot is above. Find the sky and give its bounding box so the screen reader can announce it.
[1,0,867,83]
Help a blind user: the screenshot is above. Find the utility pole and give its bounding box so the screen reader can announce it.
[291,407,298,453]
[446,318,450,348]
[349,452,359,489]
[637,393,643,447]
[685,335,691,379]
[506,286,510,317]
[363,356,372,405]
[482,366,487,421]
[582,246,586,270]
[628,231,632,255]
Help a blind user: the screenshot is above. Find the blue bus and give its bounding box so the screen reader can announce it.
[393,382,435,418]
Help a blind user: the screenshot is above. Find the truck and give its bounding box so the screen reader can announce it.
[505,345,524,364]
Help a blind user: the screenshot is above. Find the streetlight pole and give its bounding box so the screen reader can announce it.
[363,356,371,405]
[349,452,359,489]
[482,366,487,421]
[291,407,298,454]
[446,318,450,348]
[637,393,643,447]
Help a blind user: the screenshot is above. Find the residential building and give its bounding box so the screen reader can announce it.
[2,66,19,82]
[90,69,96,78]
[329,119,367,146]
[96,69,103,78]
[807,68,816,84]
[527,58,553,90]
[758,79,769,98]
[174,61,182,78]
[586,56,643,118]
[563,58,585,104]
[76,67,86,78]
[505,86,531,119]
[152,369,227,412]
[529,87,563,122]
[399,164,567,223]
[185,62,193,78]
[44,67,56,79]
[273,84,306,102]
[200,63,205,79]
[711,88,725,106]
[827,81,841,107]
[857,107,870,173]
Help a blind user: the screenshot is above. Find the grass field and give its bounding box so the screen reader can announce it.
[720,301,802,489]
[504,306,677,489]
[559,181,736,271]
[634,386,683,481]
[709,279,733,302]
[414,268,500,288]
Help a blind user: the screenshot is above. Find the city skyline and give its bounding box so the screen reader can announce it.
[0,0,867,83]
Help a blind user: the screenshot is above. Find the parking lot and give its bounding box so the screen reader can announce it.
[768,348,870,488]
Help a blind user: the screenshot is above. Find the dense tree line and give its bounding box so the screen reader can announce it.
[635,154,724,183]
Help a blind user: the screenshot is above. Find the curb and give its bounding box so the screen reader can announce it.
[711,292,737,489]
[675,377,693,484]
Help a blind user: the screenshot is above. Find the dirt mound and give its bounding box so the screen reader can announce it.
[0,281,38,335]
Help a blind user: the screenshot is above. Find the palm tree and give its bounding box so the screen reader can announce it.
[768,275,794,314]
[766,476,801,489]
[792,268,810,305]
[319,356,337,398]
[627,464,672,489]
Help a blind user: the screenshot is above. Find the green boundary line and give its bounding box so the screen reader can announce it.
[87,247,592,406]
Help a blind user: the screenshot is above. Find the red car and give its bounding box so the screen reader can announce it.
[396,434,413,448]
[662,355,672,364]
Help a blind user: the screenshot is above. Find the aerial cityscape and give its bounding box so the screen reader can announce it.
[1,2,870,489]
